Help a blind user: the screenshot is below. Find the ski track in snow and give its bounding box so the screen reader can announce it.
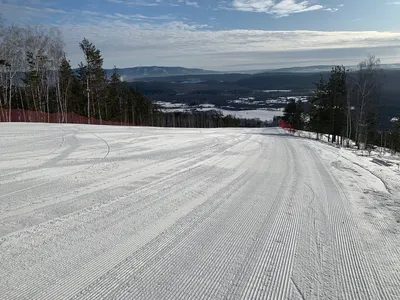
[0,123,399,300]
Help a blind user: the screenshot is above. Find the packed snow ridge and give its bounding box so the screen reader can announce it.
[0,123,399,299]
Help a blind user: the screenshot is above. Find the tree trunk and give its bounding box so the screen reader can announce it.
[56,79,63,123]
[91,97,95,122]
[64,78,71,123]
[46,82,50,123]
[31,87,37,112]
[132,103,135,125]
[87,77,90,123]
[19,87,26,121]
[8,73,13,122]
[98,103,102,124]
[37,86,41,111]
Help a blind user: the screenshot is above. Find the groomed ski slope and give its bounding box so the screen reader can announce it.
[0,123,399,300]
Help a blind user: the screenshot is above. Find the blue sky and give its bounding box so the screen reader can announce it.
[1,0,400,70]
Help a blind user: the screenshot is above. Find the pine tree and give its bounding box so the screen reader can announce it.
[394,121,400,153]
[78,38,106,122]
[106,66,122,122]
[58,57,71,117]
[309,67,347,142]
[294,100,305,130]
[283,99,304,130]
[310,76,329,138]
[327,66,347,143]
[282,99,297,126]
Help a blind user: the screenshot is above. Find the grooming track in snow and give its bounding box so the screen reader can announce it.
[0,124,399,300]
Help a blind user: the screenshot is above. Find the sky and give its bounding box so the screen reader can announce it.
[1,0,400,71]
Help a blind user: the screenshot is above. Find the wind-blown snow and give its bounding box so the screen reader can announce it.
[0,123,399,299]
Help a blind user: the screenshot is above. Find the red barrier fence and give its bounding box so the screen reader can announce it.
[278,119,296,134]
[0,109,135,126]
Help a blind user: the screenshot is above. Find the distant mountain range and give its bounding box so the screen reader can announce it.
[102,64,400,81]
[105,66,219,81]
[263,64,400,73]
[267,65,337,73]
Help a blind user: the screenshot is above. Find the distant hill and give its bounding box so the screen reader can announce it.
[267,64,400,73]
[268,65,336,73]
[137,73,251,83]
[99,64,400,81]
[104,66,220,81]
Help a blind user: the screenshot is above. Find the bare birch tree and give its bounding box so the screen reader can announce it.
[351,55,384,149]
[0,25,25,121]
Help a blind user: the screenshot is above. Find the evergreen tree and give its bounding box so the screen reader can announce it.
[78,38,106,122]
[327,66,347,143]
[309,76,329,138]
[294,100,305,130]
[282,99,297,126]
[106,66,122,122]
[58,56,74,121]
[309,66,347,142]
[392,120,400,153]
[283,99,304,130]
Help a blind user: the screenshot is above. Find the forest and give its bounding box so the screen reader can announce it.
[0,22,253,128]
[280,58,400,153]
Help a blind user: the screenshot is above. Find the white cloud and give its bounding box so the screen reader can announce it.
[0,3,173,24]
[108,13,174,20]
[107,0,161,6]
[185,0,199,8]
[177,0,200,8]
[2,2,400,71]
[324,7,338,12]
[230,0,324,16]
[57,18,400,70]
[0,2,67,23]
[107,0,200,7]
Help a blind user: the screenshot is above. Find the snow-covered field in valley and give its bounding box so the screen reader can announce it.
[219,109,283,121]
[1,123,399,300]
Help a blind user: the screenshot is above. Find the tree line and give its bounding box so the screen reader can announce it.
[281,55,400,153]
[0,21,258,128]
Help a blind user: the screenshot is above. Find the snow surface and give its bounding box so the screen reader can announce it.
[1,123,399,299]
[154,101,188,108]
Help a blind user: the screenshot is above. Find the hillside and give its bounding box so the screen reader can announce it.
[1,124,399,299]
